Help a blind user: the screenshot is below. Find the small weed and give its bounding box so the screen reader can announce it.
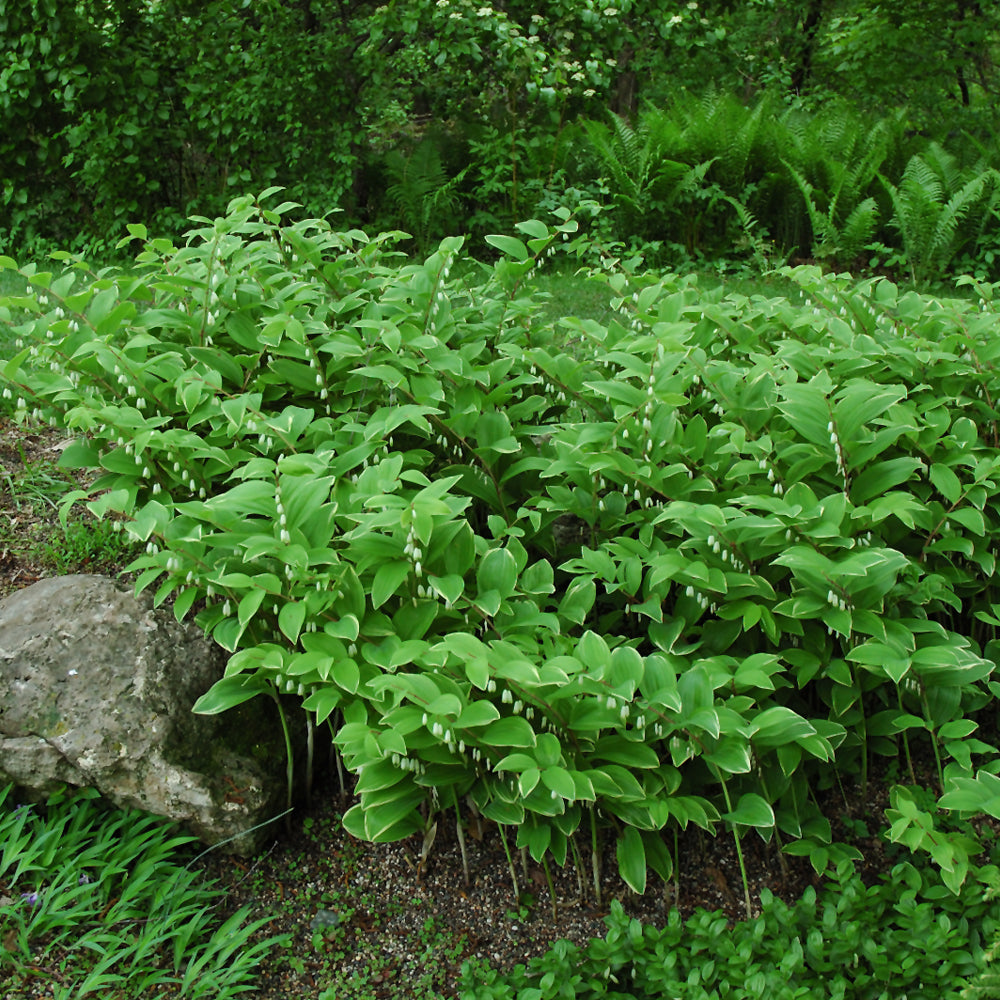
[284,949,307,977]
[0,454,76,512]
[505,891,535,923]
[36,517,137,573]
[841,815,870,839]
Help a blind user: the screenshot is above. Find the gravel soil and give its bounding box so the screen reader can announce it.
[182,761,905,999]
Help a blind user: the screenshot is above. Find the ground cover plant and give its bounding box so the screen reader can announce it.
[4,193,1000,994]
[0,783,282,998]
[462,854,1000,1000]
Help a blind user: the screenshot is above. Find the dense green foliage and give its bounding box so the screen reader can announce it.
[3,196,1000,929]
[461,855,1000,999]
[0,784,283,997]
[574,94,1000,275]
[2,1,999,278]
[4,4,1000,995]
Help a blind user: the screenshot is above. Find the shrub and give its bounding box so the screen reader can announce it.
[2,193,999,917]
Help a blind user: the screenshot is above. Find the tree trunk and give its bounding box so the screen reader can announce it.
[790,0,826,95]
[611,43,637,119]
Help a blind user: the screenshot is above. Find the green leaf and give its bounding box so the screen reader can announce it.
[518,767,540,796]
[515,219,549,239]
[949,506,985,535]
[567,700,623,732]
[475,410,519,454]
[725,792,775,829]
[558,577,596,624]
[372,560,411,609]
[617,826,647,894]
[477,547,518,599]
[427,573,464,607]
[354,758,405,794]
[733,654,781,691]
[929,463,962,504]
[57,438,102,469]
[332,659,360,694]
[542,767,576,802]
[609,644,644,695]
[440,632,490,688]
[677,664,714,714]
[593,735,660,768]
[938,718,977,740]
[520,559,554,595]
[325,614,360,641]
[570,770,596,802]
[482,798,525,825]
[456,701,501,729]
[238,588,267,627]
[192,675,270,714]
[485,234,530,261]
[939,773,1000,819]
[365,787,426,842]
[750,706,817,747]
[341,804,369,841]
[851,457,923,505]
[777,379,832,448]
[427,693,463,718]
[576,630,611,674]
[213,616,249,653]
[517,821,551,863]
[495,752,537,773]
[278,601,306,643]
[534,732,563,768]
[301,685,342,725]
[704,739,751,774]
[834,381,906,444]
[485,716,537,748]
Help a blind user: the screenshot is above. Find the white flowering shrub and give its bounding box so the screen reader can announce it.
[3,192,999,906]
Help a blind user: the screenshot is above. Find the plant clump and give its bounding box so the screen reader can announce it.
[2,192,1000,931]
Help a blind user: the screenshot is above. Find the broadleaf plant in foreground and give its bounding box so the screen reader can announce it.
[3,191,1000,916]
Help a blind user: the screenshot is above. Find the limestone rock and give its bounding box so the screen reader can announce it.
[0,574,288,854]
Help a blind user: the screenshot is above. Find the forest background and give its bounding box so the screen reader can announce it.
[2,0,1000,281]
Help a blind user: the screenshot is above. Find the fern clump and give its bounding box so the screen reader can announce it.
[383,137,469,254]
[881,143,998,282]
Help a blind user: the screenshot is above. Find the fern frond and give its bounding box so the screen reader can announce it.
[836,198,880,260]
[783,160,828,236]
[609,114,647,178]
[930,171,991,259]
[830,113,900,224]
[921,142,964,195]
[900,153,946,206]
[716,92,767,189]
[640,105,684,161]
[581,115,652,206]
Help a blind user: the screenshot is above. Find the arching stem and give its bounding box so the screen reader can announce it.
[717,772,752,921]
[271,687,294,835]
[541,853,557,923]
[498,824,520,898]
[590,806,602,906]
[305,712,314,808]
[454,793,470,886]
